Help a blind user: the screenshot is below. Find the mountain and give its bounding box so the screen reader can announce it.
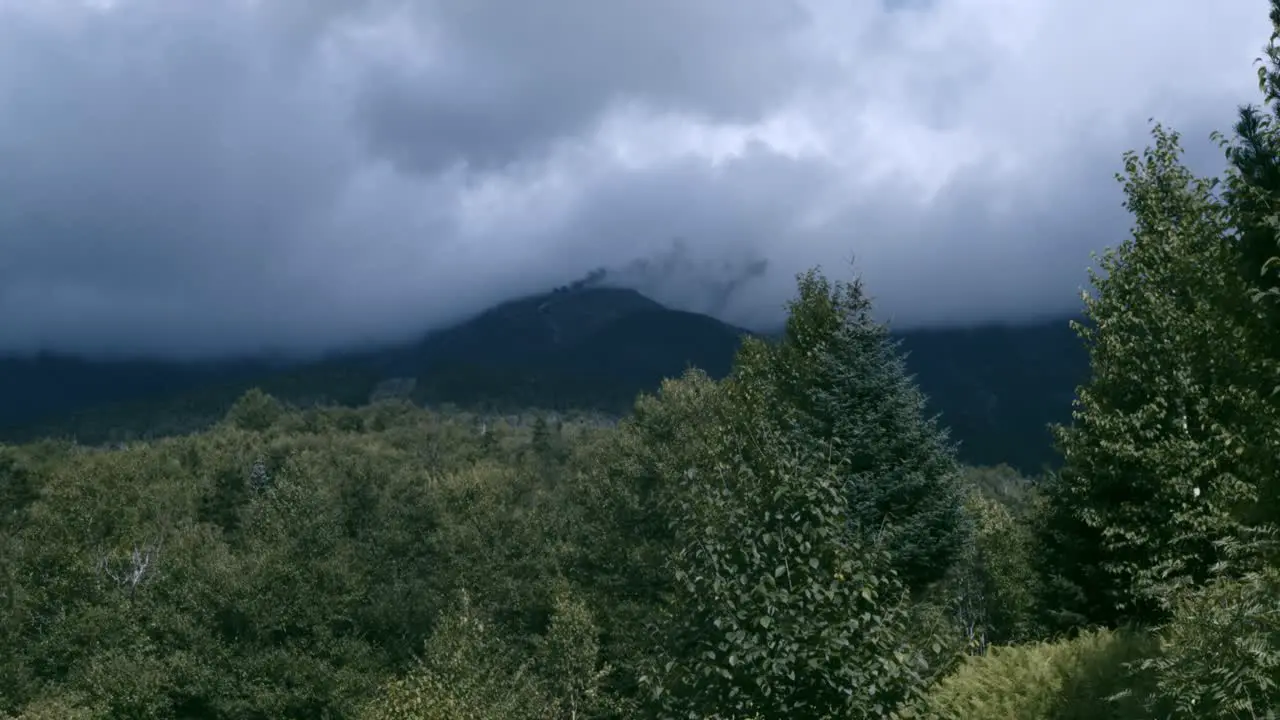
[896,321,1085,472]
[0,286,1086,472]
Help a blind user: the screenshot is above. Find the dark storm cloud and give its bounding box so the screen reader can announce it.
[351,0,814,174]
[0,0,1268,359]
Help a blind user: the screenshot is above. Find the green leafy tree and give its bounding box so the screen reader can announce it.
[534,587,627,719]
[588,267,963,717]
[223,389,285,432]
[360,586,619,720]
[556,371,731,705]
[639,372,925,719]
[945,490,1041,653]
[1047,124,1274,626]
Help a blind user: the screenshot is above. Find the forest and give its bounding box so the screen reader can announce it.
[3,5,1280,719]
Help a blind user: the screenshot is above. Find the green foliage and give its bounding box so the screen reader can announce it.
[739,268,968,595]
[358,591,555,720]
[0,693,100,720]
[942,488,1042,653]
[223,388,286,432]
[1218,0,1280,337]
[553,371,724,702]
[360,587,621,720]
[562,266,959,718]
[0,446,40,530]
[423,460,570,651]
[910,628,1156,720]
[1032,6,1280,713]
[961,464,1038,518]
[0,391,626,718]
[1029,470,1113,633]
[640,399,924,718]
[1218,0,1280,509]
[1048,124,1279,626]
[1131,566,1280,718]
[535,588,626,718]
[0,437,389,717]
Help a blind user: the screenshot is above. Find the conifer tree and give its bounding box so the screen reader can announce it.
[1223,0,1280,339]
[749,268,966,594]
[1217,0,1280,531]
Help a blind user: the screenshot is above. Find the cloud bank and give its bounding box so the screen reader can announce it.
[0,0,1267,359]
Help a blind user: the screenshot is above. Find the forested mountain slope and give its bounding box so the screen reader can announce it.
[0,286,1084,471]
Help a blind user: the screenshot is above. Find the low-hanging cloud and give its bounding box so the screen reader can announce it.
[0,0,1268,360]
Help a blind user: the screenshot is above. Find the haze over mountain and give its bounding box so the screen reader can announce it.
[0,283,1086,473]
[0,0,1265,362]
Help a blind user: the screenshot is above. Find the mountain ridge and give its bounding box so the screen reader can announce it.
[0,285,1086,472]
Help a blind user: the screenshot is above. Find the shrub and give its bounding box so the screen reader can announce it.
[1134,565,1280,718]
[0,694,98,720]
[910,628,1156,720]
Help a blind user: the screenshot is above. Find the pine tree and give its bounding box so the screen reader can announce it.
[530,416,550,454]
[1217,0,1280,531]
[747,268,966,594]
[1222,0,1280,335]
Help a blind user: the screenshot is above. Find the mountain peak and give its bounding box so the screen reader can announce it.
[0,284,1085,474]
[433,285,668,354]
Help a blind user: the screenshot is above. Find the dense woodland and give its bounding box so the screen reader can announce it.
[4,6,1280,719]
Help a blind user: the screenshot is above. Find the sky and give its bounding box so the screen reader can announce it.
[0,0,1269,360]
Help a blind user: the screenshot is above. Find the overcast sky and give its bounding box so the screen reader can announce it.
[0,0,1268,359]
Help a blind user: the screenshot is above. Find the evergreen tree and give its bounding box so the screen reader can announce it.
[1218,0,1280,532]
[1222,0,1280,338]
[530,416,550,454]
[747,268,966,594]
